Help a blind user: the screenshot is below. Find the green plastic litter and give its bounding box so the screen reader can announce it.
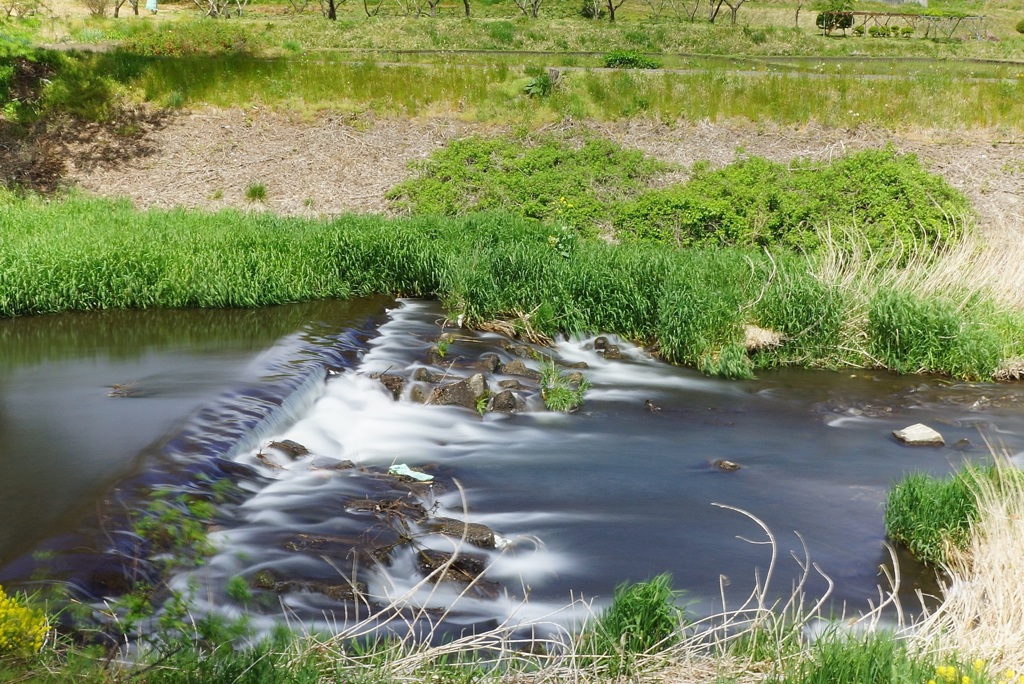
[388,463,434,482]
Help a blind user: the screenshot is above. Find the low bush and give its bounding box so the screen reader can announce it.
[614,148,970,261]
[120,20,263,56]
[1016,17,1024,34]
[387,134,667,232]
[815,11,854,34]
[602,50,661,69]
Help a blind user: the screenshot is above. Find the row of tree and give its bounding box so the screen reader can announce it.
[78,0,747,23]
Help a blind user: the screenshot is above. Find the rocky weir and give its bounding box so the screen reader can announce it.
[3,298,1024,643]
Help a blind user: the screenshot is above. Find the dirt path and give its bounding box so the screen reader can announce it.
[63,107,1023,244]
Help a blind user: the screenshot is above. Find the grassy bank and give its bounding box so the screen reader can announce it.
[13,48,1024,131]
[0,189,1020,379]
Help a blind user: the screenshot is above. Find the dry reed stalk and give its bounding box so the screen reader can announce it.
[910,459,1024,674]
[474,308,554,347]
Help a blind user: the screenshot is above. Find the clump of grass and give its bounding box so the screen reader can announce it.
[884,465,1024,566]
[245,182,267,202]
[540,360,590,412]
[768,628,935,684]
[869,289,1001,381]
[576,573,685,676]
[910,462,1024,672]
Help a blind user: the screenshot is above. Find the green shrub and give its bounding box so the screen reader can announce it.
[602,50,660,69]
[120,20,261,56]
[883,466,1024,566]
[614,148,969,262]
[387,134,667,231]
[614,156,817,250]
[1016,17,1024,34]
[523,72,552,97]
[816,11,854,34]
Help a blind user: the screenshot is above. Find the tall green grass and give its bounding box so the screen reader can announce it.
[884,465,1024,566]
[0,190,1019,379]
[575,573,686,677]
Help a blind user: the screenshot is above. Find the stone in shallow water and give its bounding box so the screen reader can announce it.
[429,373,489,410]
[892,423,945,446]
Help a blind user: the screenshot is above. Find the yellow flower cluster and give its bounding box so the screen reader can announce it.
[0,585,48,657]
[928,660,1022,684]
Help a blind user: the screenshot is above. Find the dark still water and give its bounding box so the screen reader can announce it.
[2,298,1023,635]
[0,298,394,567]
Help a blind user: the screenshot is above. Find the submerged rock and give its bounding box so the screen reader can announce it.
[267,439,310,459]
[892,423,945,446]
[712,459,742,471]
[505,343,538,360]
[416,549,503,597]
[426,518,497,549]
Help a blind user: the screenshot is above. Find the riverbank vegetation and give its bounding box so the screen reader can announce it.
[4,464,1024,684]
[1,186,1019,380]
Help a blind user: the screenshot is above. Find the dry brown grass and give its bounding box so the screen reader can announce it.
[910,458,1024,674]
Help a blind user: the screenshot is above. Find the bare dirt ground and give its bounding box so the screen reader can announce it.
[59,106,1024,245]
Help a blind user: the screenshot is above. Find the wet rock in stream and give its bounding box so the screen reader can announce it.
[416,549,501,598]
[266,439,311,459]
[893,423,945,446]
[425,518,497,549]
[429,373,489,410]
[500,359,542,381]
[490,389,525,413]
[376,373,406,400]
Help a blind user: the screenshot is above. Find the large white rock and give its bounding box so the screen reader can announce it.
[892,423,945,446]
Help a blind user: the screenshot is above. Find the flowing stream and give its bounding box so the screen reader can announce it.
[3,298,1024,638]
